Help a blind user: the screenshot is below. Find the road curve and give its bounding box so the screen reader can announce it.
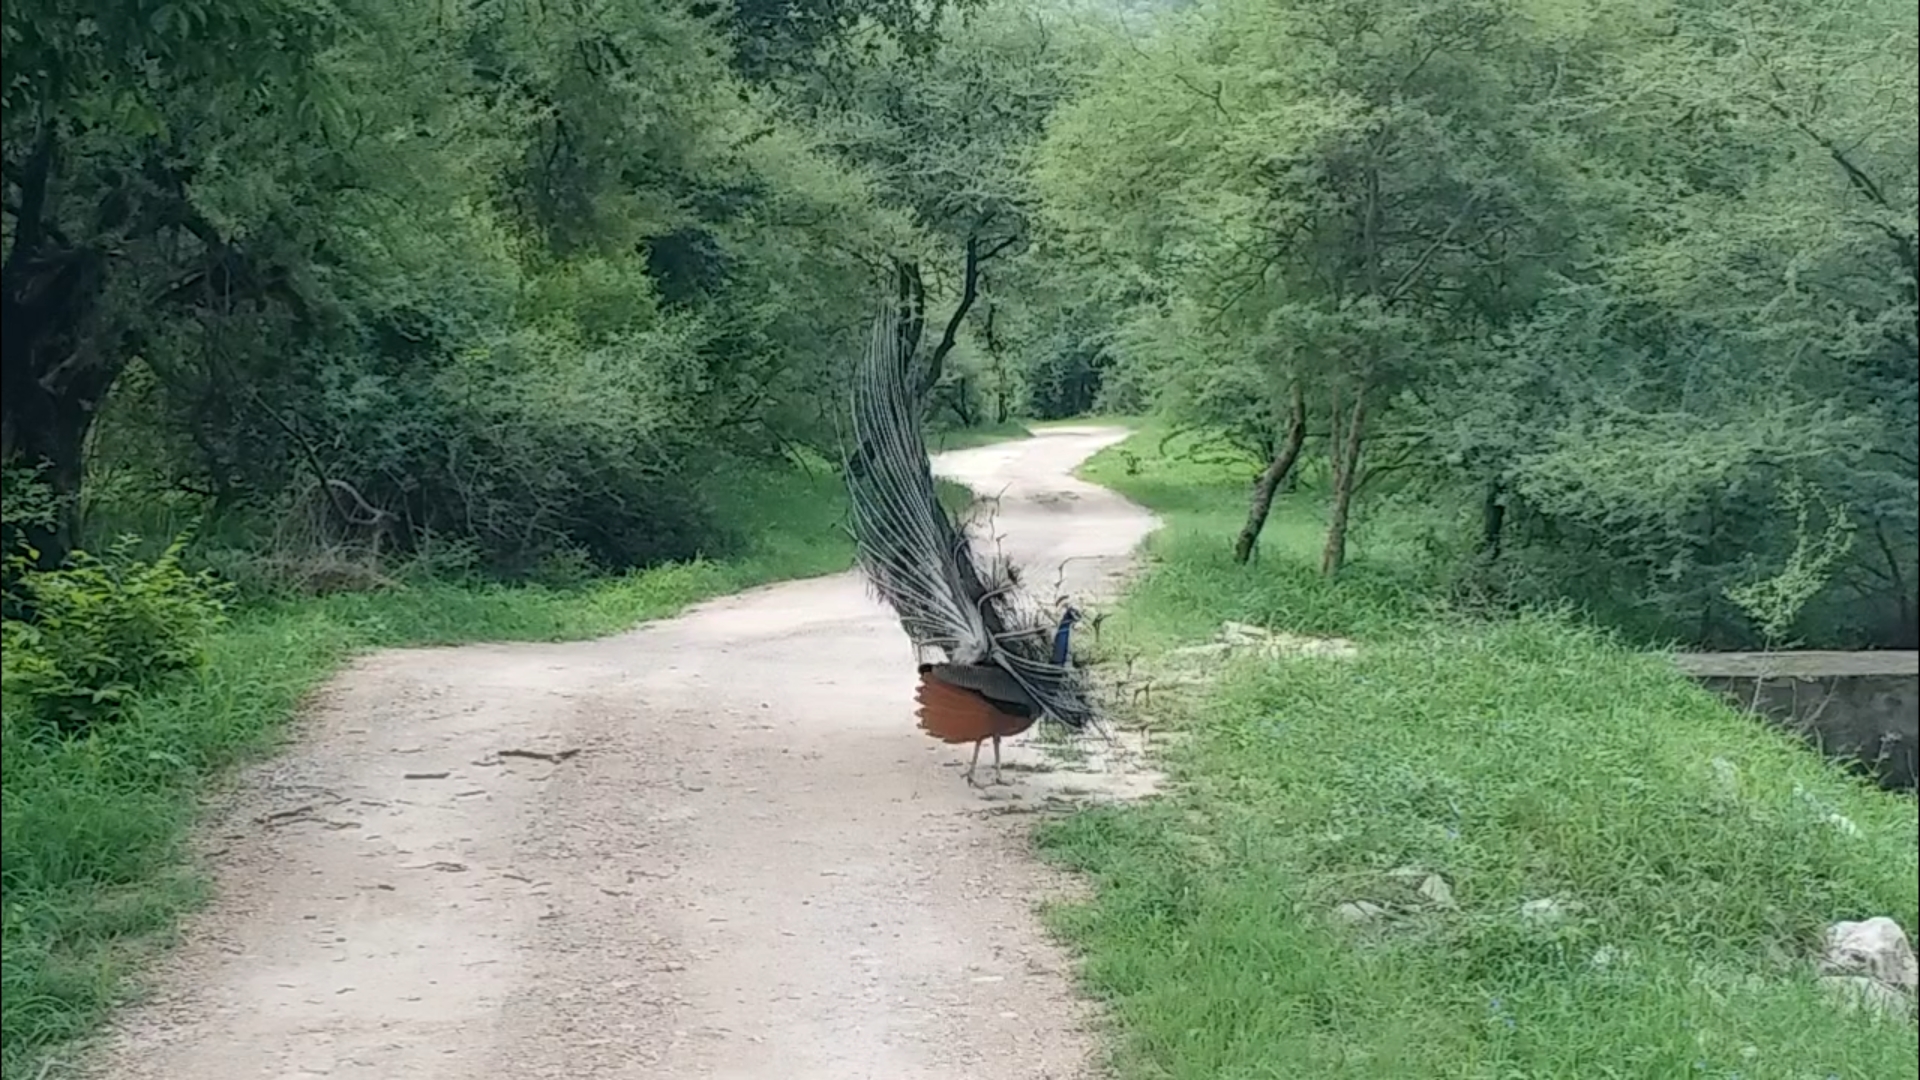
[85,425,1154,1080]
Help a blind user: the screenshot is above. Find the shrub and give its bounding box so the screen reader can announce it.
[1,464,62,618]
[1,533,230,736]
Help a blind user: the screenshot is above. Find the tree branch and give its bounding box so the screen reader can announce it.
[917,228,1021,399]
[1382,194,1482,307]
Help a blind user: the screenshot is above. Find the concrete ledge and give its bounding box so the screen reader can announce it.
[1675,651,1919,791]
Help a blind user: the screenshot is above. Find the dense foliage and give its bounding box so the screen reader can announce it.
[5,0,920,574]
[2,0,1915,1073]
[1,0,1912,748]
[0,0,1911,735]
[1029,0,1918,649]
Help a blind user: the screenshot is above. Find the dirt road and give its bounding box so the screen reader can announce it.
[87,425,1156,1080]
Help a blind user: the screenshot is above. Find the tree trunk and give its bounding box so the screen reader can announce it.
[1478,478,1507,561]
[982,299,1011,425]
[1869,522,1917,648]
[893,259,926,360]
[1233,381,1307,564]
[2,249,116,568]
[942,377,979,427]
[1320,386,1367,577]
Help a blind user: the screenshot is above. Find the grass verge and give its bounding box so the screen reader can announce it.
[0,459,864,1079]
[927,420,1035,452]
[1031,413,1150,431]
[1046,426,1919,1079]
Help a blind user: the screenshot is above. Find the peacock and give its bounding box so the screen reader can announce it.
[843,304,1098,785]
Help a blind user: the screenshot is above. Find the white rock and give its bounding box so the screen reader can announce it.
[1417,874,1456,908]
[1819,917,1918,994]
[1169,642,1234,660]
[1382,867,1455,907]
[1708,756,1741,798]
[1520,897,1567,923]
[1818,975,1914,1020]
[1589,945,1629,969]
[1824,812,1861,837]
[1335,900,1387,925]
[1204,622,1360,660]
[1287,634,1359,660]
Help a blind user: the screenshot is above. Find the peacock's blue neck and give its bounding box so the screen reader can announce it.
[1051,610,1078,665]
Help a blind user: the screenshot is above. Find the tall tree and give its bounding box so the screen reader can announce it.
[1035,0,1574,570]
[2,0,345,560]
[814,5,1092,418]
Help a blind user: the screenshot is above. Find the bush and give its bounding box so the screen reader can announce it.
[1,464,63,618]
[2,534,230,736]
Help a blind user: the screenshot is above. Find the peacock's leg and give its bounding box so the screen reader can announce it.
[991,734,1013,785]
[963,740,985,786]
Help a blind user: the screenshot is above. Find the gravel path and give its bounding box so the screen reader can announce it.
[84,425,1157,1080]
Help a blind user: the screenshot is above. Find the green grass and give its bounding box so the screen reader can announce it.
[927,419,1035,452]
[923,413,1147,451]
[1043,426,1920,1080]
[0,459,871,1079]
[1032,412,1150,430]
